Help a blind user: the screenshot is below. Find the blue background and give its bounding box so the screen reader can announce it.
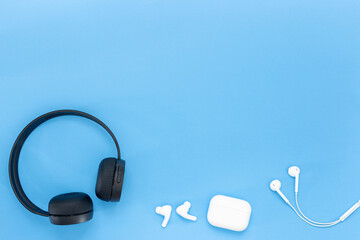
[1,1,360,239]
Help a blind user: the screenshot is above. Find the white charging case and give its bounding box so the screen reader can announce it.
[207,195,251,232]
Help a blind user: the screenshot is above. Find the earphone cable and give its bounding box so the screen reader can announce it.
[295,192,339,225]
[288,202,340,227]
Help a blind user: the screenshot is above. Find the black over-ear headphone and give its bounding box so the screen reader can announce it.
[8,110,126,225]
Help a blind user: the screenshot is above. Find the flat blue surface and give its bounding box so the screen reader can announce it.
[1,1,360,239]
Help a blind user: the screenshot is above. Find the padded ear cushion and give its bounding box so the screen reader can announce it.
[48,192,93,216]
[96,158,116,201]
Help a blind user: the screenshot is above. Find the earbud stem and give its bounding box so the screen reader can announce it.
[276,189,290,204]
[295,175,299,193]
[183,214,197,221]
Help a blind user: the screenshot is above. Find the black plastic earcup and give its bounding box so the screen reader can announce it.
[96,158,117,201]
[48,192,93,225]
[96,158,125,202]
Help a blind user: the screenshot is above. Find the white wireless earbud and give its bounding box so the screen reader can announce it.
[270,180,290,204]
[288,166,300,193]
[155,205,172,228]
[176,201,197,221]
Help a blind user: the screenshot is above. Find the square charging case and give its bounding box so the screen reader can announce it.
[207,195,252,231]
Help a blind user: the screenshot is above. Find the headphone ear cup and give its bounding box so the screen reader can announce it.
[48,192,93,225]
[110,159,125,202]
[96,158,116,201]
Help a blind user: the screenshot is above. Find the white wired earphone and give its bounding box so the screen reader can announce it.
[270,166,360,227]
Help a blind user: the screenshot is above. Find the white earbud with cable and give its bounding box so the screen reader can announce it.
[288,166,300,193]
[270,166,360,227]
[270,180,290,204]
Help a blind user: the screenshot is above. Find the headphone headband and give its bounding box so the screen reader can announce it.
[8,110,121,217]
